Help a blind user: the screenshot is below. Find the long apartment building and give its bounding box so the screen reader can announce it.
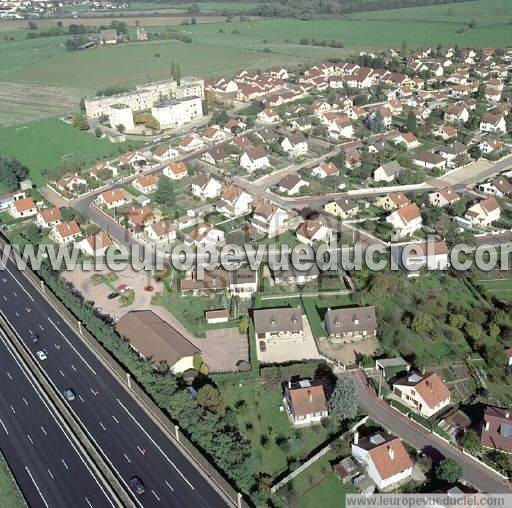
[84,76,204,118]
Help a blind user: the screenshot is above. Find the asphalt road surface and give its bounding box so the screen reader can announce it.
[0,329,116,507]
[0,251,228,508]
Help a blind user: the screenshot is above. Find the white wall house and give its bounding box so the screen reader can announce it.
[281,133,308,157]
[151,96,203,129]
[386,203,422,238]
[109,103,134,131]
[240,147,270,173]
[190,174,222,200]
[9,197,37,219]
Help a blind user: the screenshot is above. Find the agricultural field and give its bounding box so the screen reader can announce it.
[0,118,137,186]
[128,1,257,10]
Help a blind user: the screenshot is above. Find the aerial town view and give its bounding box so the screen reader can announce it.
[0,0,511,507]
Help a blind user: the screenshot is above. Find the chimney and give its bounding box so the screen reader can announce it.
[353,431,359,445]
[388,446,395,460]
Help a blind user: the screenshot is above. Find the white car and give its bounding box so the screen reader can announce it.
[36,350,47,361]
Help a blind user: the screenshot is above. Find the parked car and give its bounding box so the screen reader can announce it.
[30,334,39,343]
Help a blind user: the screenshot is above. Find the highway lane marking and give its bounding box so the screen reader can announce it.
[78,395,85,402]
[25,466,49,508]
[3,265,34,302]
[59,370,65,378]
[116,399,195,490]
[6,372,12,380]
[47,469,54,480]
[137,445,145,455]
[0,418,8,435]
[39,324,44,331]
[61,459,68,469]
[165,481,174,492]
[12,291,17,298]
[2,296,6,301]
[41,427,47,436]
[27,434,33,444]
[47,317,97,375]
[28,329,33,335]
[152,490,160,501]
[0,332,115,507]
[85,497,93,508]
[123,453,131,463]
[71,364,76,371]
[99,422,106,431]
[54,344,60,350]
[10,405,15,414]
[15,312,19,317]
[112,415,119,424]
[90,388,97,396]
[22,397,28,405]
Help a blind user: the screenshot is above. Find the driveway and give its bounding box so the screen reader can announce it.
[351,370,512,494]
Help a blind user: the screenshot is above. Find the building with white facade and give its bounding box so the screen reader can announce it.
[151,96,203,129]
[108,103,134,131]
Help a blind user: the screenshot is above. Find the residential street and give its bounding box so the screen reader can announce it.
[351,370,512,494]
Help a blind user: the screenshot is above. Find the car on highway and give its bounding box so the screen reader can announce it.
[130,476,145,495]
[30,334,39,343]
[36,350,47,361]
[63,388,76,401]
[107,292,119,300]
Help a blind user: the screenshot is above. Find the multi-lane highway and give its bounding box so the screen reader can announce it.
[0,329,116,507]
[0,251,229,508]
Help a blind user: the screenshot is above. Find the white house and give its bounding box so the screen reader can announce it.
[163,161,188,180]
[96,189,129,210]
[251,203,289,238]
[400,241,450,277]
[79,232,113,256]
[133,174,158,194]
[373,161,405,183]
[179,135,204,152]
[257,108,280,124]
[428,187,460,207]
[283,379,329,427]
[393,371,451,418]
[190,174,222,200]
[278,174,309,196]
[480,113,506,133]
[351,432,413,490]
[56,172,87,194]
[479,139,502,155]
[281,132,308,157]
[478,178,512,198]
[216,186,253,218]
[9,197,37,219]
[144,220,176,243]
[445,104,469,123]
[186,223,225,248]
[295,219,332,246]
[36,207,61,229]
[51,220,81,245]
[386,203,422,238]
[465,196,501,226]
[240,146,270,173]
[311,161,339,179]
[152,144,179,162]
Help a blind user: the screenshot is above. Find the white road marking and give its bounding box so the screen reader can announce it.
[2,296,6,301]
[39,324,44,331]
[47,469,54,479]
[12,291,17,297]
[41,426,47,436]
[152,490,160,501]
[165,481,174,492]
[116,399,195,490]
[61,459,68,469]
[47,317,97,375]
[54,344,60,350]
[28,329,33,335]
[27,434,33,444]
[0,418,8,435]
[90,388,97,396]
[78,395,85,402]
[59,370,65,377]
[4,266,34,301]
[99,422,106,431]
[71,364,76,371]
[123,453,131,463]
[15,312,19,317]
[6,372,12,380]
[26,307,31,313]
[137,445,145,455]
[10,405,15,414]
[25,466,49,508]
[85,497,93,508]
[22,397,28,405]
[112,415,119,424]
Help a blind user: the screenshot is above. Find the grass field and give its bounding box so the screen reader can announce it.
[128,1,257,10]
[477,278,512,302]
[0,118,137,186]
[0,453,26,508]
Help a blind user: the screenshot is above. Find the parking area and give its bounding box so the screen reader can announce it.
[256,315,322,364]
[198,327,249,373]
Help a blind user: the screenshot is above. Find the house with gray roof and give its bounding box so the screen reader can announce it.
[253,306,305,343]
[324,306,377,342]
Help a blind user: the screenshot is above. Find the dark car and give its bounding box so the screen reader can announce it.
[30,334,39,343]
[107,292,120,300]
[259,340,266,352]
[130,476,145,495]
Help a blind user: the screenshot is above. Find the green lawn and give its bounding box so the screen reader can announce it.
[0,118,137,186]
[0,453,26,508]
[477,278,512,303]
[217,378,336,479]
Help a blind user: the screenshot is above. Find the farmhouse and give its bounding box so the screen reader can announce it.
[253,306,304,344]
[324,306,377,343]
